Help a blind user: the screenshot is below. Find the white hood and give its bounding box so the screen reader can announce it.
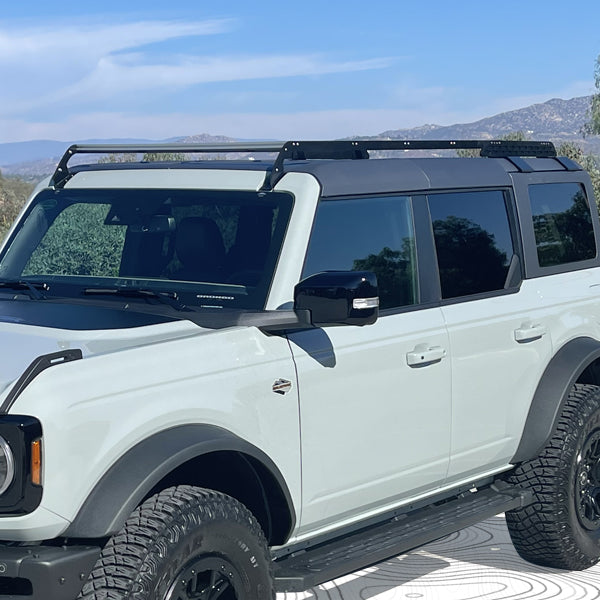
[0,318,205,398]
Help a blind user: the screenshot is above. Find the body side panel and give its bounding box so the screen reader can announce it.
[5,326,301,540]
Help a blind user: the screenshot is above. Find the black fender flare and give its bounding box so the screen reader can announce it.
[512,336,600,463]
[63,424,296,539]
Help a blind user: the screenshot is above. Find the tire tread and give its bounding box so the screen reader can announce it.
[506,383,600,570]
[78,485,274,599]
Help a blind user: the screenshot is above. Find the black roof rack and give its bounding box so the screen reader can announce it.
[50,139,557,189]
[268,140,557,187]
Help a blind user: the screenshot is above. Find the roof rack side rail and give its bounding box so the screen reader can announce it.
[267,140,557,187]
[50,142,285,188]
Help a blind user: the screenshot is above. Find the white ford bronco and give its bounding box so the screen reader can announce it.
[0,139,599,599]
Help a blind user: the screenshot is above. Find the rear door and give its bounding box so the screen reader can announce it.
[426,189,554,481]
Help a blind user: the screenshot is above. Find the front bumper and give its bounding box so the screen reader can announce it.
[0,544,100,599]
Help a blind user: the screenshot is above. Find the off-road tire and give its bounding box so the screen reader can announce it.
[78,485,274,600]
[506,383,600,570]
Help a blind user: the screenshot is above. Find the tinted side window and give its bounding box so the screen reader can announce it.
[529,183,596,267]
[428,190,515,299]
[302,196,418,310]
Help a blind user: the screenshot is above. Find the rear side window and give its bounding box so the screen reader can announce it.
[428,190,516,299]
[302,196,418,310]
[529,183,596,267]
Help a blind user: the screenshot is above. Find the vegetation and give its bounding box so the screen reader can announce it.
[0,171,34,241]
[585,54,600,136]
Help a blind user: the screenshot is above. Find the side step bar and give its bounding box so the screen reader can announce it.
[273,482,531,592]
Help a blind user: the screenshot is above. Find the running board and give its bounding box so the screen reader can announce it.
[273,482,531,592]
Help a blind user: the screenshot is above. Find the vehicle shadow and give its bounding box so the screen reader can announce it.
[279,553,451,599]
[287,328,336,368]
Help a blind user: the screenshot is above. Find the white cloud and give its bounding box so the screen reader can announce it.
[0,18,236,113]
[48,53,395,103]
[0,19,233,64]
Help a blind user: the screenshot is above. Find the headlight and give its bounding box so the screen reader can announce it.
[0,436,15,495]
[0,416,42,514]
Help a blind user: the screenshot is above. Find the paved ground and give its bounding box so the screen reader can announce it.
[278,515,600,600]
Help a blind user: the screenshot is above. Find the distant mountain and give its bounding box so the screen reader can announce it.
[179,134,237,144]
[1,96,599,179]
[378,96,600,154]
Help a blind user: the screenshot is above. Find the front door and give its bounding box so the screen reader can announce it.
[290,194,451,536]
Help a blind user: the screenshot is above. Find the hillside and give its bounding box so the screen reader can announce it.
[378,96,600,154]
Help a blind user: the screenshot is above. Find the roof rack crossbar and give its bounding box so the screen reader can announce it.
[50,142,285,187]
[50,139,557,189]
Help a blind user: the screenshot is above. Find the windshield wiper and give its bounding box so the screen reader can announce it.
[0,280,48,300]
[83,287,189,311]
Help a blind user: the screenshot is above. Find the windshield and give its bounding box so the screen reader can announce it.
[0,188,293,311]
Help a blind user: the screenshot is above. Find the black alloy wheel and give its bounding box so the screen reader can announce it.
[575,429,600,531]
[164,555,242,600]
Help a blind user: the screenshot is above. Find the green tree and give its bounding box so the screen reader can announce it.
[585,54,600,136]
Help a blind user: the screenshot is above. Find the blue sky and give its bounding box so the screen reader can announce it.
[1,0,600,142]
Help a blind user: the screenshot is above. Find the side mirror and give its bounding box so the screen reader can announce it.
[294,271,379,327]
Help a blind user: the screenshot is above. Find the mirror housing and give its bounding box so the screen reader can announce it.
[294,271,379,327]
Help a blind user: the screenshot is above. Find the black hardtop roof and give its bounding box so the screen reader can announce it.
[287,157,516,197]
[53,139,581,196]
